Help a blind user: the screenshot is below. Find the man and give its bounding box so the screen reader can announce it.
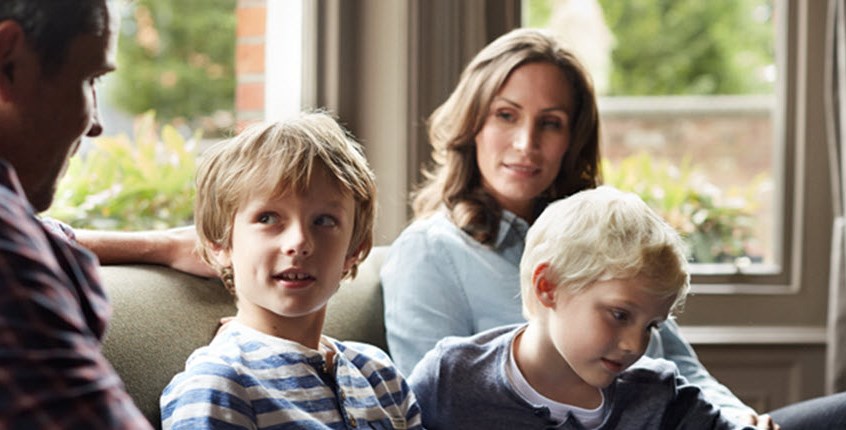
[0,1,151,428]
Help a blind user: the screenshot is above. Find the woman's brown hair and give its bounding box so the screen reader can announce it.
[413,28,601,245]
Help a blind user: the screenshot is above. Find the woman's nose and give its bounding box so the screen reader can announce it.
[513,123,537,152]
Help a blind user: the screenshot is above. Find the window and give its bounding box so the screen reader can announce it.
[523,0,784,282]
[45,0,237,230]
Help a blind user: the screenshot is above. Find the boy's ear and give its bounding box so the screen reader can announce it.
[0,21,27,101]
[342,242,365,277]
[211,242,232,267]
[532,263,557,308]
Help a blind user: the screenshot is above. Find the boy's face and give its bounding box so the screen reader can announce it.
[215,165,359,334]
[543,276,675,389]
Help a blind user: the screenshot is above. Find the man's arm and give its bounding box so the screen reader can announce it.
[75,225,216,277]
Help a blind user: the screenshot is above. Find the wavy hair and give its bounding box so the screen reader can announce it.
[413,28,601,245]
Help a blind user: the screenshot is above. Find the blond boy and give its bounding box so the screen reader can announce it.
[161,112,421,429]
[408,186,756,430]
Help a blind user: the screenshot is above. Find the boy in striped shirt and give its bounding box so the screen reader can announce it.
[160,111,422,429]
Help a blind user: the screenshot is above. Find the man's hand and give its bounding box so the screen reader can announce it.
[162,226,217,277]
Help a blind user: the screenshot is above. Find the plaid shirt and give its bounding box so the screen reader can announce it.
[0,160,151,429]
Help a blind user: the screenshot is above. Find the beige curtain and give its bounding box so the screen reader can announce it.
[826,0,846,394]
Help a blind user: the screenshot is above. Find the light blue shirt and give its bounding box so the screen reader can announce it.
[381,209,754,417]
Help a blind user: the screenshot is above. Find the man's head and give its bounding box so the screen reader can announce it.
[194,111,377,294]
[0,0,118,211]
[520,185,690,319]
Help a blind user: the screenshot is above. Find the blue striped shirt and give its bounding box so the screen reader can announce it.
[161,321,422,429]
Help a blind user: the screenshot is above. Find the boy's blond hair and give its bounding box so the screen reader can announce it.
[194,111,376,293]
[520,186,690,319]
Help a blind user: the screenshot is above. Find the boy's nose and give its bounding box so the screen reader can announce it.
[283,224,313,257]
[619,329,649,355]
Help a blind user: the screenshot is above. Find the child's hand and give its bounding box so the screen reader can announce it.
[739,413,780,430]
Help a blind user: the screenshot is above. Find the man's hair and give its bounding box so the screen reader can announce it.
[0,0,112,76]
[194,111,377,293]
[413,28,601,244]
[520,186,690,319]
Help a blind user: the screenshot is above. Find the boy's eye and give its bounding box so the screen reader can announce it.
[314,214,338,227]
[257,213,278,224]
[610,309,629,322]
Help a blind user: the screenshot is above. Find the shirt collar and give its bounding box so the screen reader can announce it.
[0,159,27,200]
[494,210,530,249]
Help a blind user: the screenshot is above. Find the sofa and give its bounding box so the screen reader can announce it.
[100,246,389,428]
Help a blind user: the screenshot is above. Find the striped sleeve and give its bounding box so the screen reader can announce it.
[160,358,257,430]
[340,342,424,429]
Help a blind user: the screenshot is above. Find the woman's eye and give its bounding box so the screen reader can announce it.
[540,118,563,130]
[495,110,516,122]
[315,214,338,227]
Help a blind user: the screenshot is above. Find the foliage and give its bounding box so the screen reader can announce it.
[602,153,764,264]
[526,0,774,96]
[109,0,236,135]
[598,0,774,96]
[523,0,554,29]
[45,112,199,231]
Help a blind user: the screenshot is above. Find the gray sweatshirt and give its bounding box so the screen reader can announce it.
[408,324,753,430]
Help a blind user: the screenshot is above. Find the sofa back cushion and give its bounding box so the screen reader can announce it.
[100,246,388,428]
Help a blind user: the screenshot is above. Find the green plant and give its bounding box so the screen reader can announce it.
[110,0,236,135]
[46,111,199,230]
[602,153,764,263]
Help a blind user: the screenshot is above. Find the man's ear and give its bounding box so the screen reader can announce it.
[0,21,26,101]
[532,263,557,308]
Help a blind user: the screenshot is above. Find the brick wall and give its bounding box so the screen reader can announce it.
[235,0,267,130]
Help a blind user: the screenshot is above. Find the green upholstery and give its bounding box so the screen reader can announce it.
[100,246,388,428]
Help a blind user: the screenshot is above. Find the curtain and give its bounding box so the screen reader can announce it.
[826,0,846,395]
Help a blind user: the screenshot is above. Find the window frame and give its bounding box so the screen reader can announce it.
[271,0,830,329]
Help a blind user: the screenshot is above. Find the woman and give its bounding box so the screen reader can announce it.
[382,27,599,372]
[381,28,794,429]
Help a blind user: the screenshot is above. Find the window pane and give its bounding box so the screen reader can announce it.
[45,0,237,230]
[523,0,778,271]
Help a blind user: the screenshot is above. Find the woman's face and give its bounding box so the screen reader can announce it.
[474,61,575,221]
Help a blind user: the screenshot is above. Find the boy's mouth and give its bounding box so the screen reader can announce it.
[600,358,624,373]
[277,271,314,281]
[273,269,316,285]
